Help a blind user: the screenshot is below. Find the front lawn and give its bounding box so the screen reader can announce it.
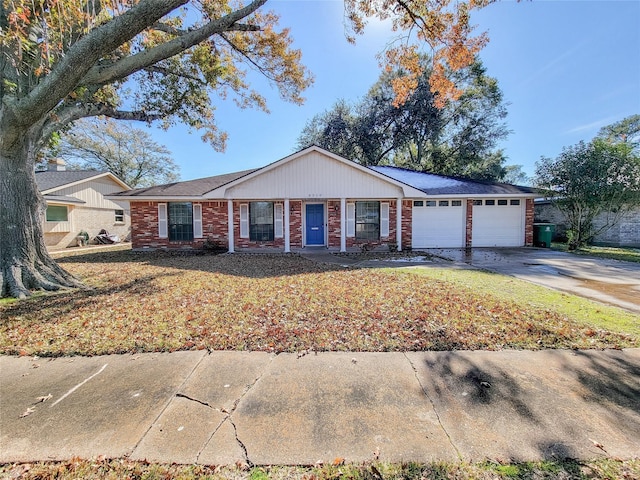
[1,251,638,356]
[551,243,640,263]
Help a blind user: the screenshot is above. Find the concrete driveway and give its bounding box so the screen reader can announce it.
[427,248,640,314]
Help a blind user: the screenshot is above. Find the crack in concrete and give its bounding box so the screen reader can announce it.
[175,393,213,408]
[228,416,253,467]
[195,355,272,465]
[403,352,462,460]
[130,352,208,456]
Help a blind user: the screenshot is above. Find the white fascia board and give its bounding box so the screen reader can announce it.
[203,145,429,200]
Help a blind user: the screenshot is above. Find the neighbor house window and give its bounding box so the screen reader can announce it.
[115,209,125,222]
[452,200,462,207]
[355,201,380,241]
[46,205,68,222]
[168,202,193,241]
[250,202,274,241]
[510,199,521,206]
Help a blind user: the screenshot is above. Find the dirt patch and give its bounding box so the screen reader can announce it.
[577,279,640,308]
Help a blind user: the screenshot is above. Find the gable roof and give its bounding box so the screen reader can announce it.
[371,166,538,196]
[107,146,538,201]
[109,169,258,199]
[36,170,130,193]
[202,145,426,199]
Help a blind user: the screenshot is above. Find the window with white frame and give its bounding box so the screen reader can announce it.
[168,202,193,241]
[355,201,380,241]
[250,202,274,241]
[115,209,125,223]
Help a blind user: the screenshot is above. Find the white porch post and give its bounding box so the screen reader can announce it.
[340,197,346,252]
[284,198,291,253]
[396,197,402,251]
[227,200,235,253]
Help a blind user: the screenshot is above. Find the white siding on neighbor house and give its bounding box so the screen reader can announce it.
[47,177,129,210]
[223,151,405,200]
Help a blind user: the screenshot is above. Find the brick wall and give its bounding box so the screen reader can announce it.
[465,199,473,248]
[402,200,412,249]
[525,198,534,247]
[344,199,400,251]
[535,202,640,247]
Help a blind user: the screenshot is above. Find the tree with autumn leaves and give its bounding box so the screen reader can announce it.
[0,0,490,299]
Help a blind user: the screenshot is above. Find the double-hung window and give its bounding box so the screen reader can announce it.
[168,202,193,241]
[355,201,380,241]
[250,202,274,241]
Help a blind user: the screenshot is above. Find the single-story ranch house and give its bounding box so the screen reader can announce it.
[109,146,538,252]
[37,159,131,249]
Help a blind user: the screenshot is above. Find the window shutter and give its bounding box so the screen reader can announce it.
[346,203,355,237]
[193,204,203,238]
[380,202,390,237]
[274,203,284,238]
[240,204,249,238]
[158,203,168,238]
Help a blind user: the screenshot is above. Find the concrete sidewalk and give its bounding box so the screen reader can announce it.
[2,349,639,465]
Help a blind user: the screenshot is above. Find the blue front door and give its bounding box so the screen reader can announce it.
[306,204,325,245]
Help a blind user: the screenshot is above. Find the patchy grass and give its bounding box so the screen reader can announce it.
[1,251,638,357]
[401,266,640,337]
[552,243,640,263]
[1,458,638,479]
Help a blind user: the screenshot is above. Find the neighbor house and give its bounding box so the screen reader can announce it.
[535,199,640,248]
[109,146,537,252]
[37,159,131,249]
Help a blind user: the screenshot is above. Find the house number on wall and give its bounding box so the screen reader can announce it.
[307,193,323,198]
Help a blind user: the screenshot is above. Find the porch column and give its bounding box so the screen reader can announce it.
[227,200,235,253]
[396,197,402,251]
[340,197,346,252]
[284,198,291,253]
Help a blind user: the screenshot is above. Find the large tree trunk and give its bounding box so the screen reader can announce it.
[0,127,83,299]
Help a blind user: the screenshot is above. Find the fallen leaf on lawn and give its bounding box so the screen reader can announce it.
[333,457,345,466]
[19,407,36,418]
[35,394,52,403]
[590,438,608,453]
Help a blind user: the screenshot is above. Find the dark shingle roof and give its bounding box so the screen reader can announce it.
[35,170,104,192]
[371,166,538,195]
[43,194,86,204]
[110,169,258,197]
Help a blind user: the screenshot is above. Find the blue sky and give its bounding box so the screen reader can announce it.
[144,0,640,182]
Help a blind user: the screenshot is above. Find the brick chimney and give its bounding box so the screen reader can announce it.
[48,158,66,171]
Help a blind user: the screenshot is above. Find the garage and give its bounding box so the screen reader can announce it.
[472,198,525,247]
[412,199,465,248]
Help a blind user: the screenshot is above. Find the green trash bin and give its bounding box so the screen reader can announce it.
[533,223,555,248]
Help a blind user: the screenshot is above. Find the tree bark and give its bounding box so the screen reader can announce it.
[0,127,83,298]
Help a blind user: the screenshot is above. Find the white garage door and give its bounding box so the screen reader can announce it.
[472,199,525,247]
[412,199,465,248]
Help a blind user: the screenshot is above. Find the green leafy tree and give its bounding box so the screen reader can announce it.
[535,138,640,250]
[49,118,180,188]
[596,114,640,154]
[298,58,511,181]
[0,0,490,298]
